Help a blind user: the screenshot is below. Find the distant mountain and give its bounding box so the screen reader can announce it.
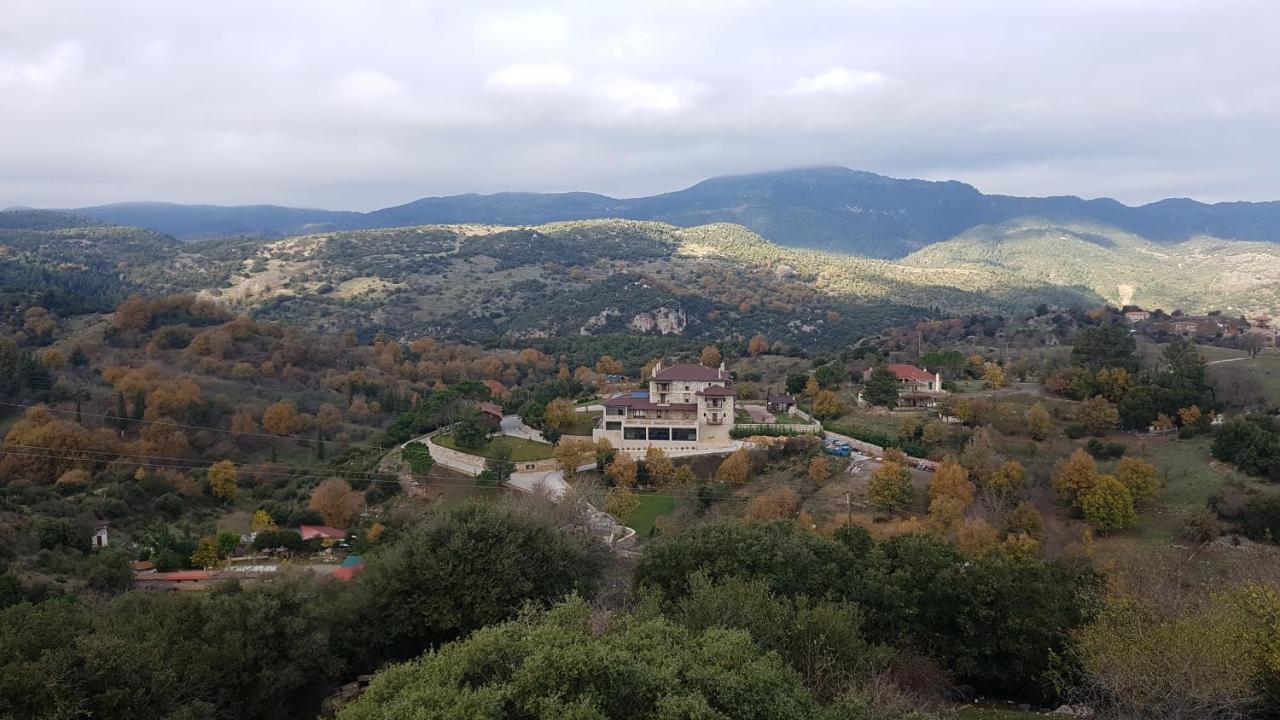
[64,167,1280,257]
[68,202,362,240]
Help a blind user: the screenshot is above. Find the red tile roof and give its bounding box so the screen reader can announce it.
[299,525,347,541]
[883,364,936,382]
[602,394,696,412]
[695,385,736,397]
[476,401,504,418]
[652,363,731,382]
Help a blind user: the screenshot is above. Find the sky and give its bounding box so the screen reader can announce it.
[3,0,1279,210]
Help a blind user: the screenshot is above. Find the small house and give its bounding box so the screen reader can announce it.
[299,525,347,542]
[475,401,504,429]
[91,521,109,550]
[766,394,796,414]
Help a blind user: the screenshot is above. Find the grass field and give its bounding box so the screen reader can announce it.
[627,492,675,536]
[435,433,555,461]
[561,411,601,436]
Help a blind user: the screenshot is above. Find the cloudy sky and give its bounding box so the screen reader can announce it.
[3,0,1278,209]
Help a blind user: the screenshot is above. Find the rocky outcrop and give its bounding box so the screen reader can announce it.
[629,307,687,335]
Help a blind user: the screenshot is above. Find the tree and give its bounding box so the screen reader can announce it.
[643,446,675,484]
[593,436,616,470]
[961,426,1001,484]
[261,400,300,436]
[928,460,975,527]
[542,397,577,432]
[1178,404,1203,427]
[338,598,816,720]
[803,375,820,400]
[308,478,363,529]
[715,449,752,484]
[604,485,640,521]
[813,363,847,389]
[982,362,1007,389]
[554,438,595,481]
[606,452,638,489]
[1113,457,1160,507]
[748,334,769,355]
[807,456,830,485]
[452,414,490,450]
[700,345,722,367]
[594,355,623,376]
[985,460,1027,513]
[346,505,604,666]
[1002,500,1045,541]
[1077,395,1120,435]
[785,374,808,395]
[672,465,698,486]
[1080,474,1138,532]
[868,461,913,511]
[1053,448,1100,509]
[1026,403,1054,440]
[402,442,435,475]
[251,509,278,533]
[811,389,845,419]
[208,459,238,503]
[478,454,514,487]
[191,539,222,569]
[1094,367,1131,403]
[861,366,900,407]
[1071,325,1138,372]
[1151,413,1175,431]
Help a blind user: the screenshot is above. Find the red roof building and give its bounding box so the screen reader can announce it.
[652,363,732,383]
[300,525,347,541]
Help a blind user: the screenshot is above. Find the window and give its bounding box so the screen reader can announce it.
[672,427,697,441]
[647,427,670,441]
[605,421,622,431]
[607,407,625,416]
[624,427,646,440]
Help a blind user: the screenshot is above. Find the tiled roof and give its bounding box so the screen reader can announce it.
[476,401,504,417]
[696,385,736,397]
[883,364,935,382]
[652,363,731,382]
[767,394,795,404]
[299,525,347,540]
[602,393,696,411]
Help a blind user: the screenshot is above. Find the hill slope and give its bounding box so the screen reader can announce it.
[67,167,1280,257]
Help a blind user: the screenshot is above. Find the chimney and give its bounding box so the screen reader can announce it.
[652,359,661,378]
[719,361,725,373]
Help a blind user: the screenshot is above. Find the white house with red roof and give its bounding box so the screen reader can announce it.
[860,364,945,408]
[593,360,735,454]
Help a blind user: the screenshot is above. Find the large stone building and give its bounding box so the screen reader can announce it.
[593,361,735,454]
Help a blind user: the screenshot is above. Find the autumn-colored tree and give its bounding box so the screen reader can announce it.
[807,456,831,485]
[811,389,845,420]
[960,426,1001,484]
[316,403,343,430]
[1177,405,1203,427]
[744,486,801,521]
[1113,457,1161,507]
[604,485,639,521]
[262,400,301,436]
[1026,403,1054,441]
[644,447,675,484]
[882,447,907,466]
[251,509,278,533]
[1002,500,1046,541]
[55,468,91,491]
[554,438,595,481]
[1080,474,1138,532]
[191,539,221,570]
[715,449,752,484]
[229,409,258,438]
[1094,367,1131,403]
[955,518,1000,558]
[1076,396,1120,435]
[208,459,238,503]
[803,375,821,400]
[0,406,120,484]
[983,460,1027,513]
[700,345,722,368]
[1151,413,1175,431]
[928,460,975,527]
[308,478,363,529]
[868,461,913,511]
[747,334,769,356]
[672,465,698,486]
[922,420,951,445]
[607,452,638,489]
[543,398,578,432]
[38,349,66,369]
[1053,448,1101,509]
[1002,532,1041,559]
[640,357,662,379]
[595,355,623,376]
[982,362,1007,389]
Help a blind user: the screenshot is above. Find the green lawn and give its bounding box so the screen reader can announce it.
[626,492,675,536]
[561,411,600,436]
[435,433,555,461]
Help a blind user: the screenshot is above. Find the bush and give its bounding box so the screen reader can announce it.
[1085,438,1126,460]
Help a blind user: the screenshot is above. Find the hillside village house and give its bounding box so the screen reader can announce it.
[860,364,946,408]
[594,361,735,454]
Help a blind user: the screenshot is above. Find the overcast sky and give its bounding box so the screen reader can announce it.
[3,0,1279,209]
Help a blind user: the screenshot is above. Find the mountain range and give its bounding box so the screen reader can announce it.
[59,166,1280,258]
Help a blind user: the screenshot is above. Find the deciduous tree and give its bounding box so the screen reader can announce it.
[748,334,769,355]
[928,460,975,527]
[868,461,913,511]
[1080,474,1137,532]
[700,345,722,367]
[1113,457,1160,507]
[308,478,362,529]
[715,449,752,484]
[208,459,238,503]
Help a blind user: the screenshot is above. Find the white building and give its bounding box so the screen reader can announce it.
[593,361,735,454]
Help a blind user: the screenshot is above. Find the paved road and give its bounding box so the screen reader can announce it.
[499,413,545,442]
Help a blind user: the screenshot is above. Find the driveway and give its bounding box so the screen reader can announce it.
[500,414,545,442]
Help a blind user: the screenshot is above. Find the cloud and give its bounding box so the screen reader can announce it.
[1,1,1280,208]
[485,62,575,92]
[785,67,887,96]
